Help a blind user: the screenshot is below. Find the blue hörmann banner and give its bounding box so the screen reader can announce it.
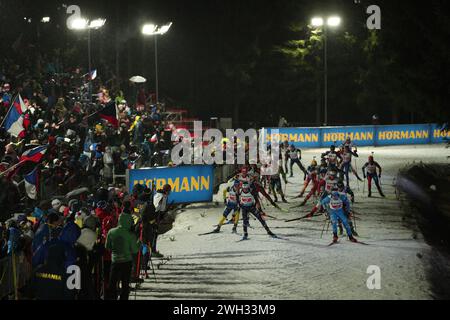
[127,165,214,204]
[263,123,449,148]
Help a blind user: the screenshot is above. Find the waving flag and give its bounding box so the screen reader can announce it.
[1,145,47,180]
[2,94,27,137]
[98,101,119,127]
[24,167,39,199]
[20,145,48,163]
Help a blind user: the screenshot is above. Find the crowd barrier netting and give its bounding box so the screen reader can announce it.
[0,253,32,299]
[261,123,449,148]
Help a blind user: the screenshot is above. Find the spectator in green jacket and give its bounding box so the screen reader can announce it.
[105,213,139,300]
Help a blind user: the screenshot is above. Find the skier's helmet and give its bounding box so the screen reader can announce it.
[330,145,336,151]
[290,144,295,150]
[242,182,250,192]
[368,155,374,162]
[311,159,317,167]
[233,180,241,187]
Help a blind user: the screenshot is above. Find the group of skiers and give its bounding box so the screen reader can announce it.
[210,166,276,240]
[209,137,386,244]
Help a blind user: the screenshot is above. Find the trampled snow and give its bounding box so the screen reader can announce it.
[136,145,449,300]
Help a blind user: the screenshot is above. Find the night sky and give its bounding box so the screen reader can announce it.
[1,0,449,127]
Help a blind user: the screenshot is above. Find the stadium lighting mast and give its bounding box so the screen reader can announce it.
[311,16,341,126]
[69,17,106,102]
[142,22,173,104]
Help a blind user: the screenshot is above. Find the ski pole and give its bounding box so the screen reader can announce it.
[148,248,157,282]
[320,218,329,239]
[354,159,360,191]
[259,196,266,211]
[136,223,143,279]
[100,258,104,299]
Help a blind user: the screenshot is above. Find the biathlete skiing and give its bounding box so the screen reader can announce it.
[362,154,385,197]
[238,182,275,240]
[286,144,307,180]
[213,179,241,233]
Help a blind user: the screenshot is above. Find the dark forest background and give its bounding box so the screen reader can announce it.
[0,0,449,127]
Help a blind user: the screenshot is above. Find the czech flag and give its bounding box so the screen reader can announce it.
[20,145,48,163]
[24,167,39,199]
[2,94,27,137]
[98,101,119,128]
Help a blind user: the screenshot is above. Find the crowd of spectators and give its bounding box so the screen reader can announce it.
[0,182,174,300]
[0,52,181,300]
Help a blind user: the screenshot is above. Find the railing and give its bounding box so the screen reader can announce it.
[0,253,32,299]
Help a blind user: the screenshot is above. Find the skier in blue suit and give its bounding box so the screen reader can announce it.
[320,191,358,243]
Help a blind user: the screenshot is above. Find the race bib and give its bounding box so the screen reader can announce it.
[227,194,237,203]
[240,195,254,206]
[329,199,343,210]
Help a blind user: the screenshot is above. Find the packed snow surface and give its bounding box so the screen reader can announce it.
[136,145,449,300]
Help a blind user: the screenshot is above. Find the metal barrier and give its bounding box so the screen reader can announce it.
[0,253,32,299]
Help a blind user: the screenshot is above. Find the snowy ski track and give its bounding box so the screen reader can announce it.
[136,145,447,300]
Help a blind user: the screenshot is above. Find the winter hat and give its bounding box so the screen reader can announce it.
[51,199,62,210]
[122,200,132,213]
[17,214,27,224]
[96,200,107,209]
[68,199,81,213]
[47,212,60,225]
